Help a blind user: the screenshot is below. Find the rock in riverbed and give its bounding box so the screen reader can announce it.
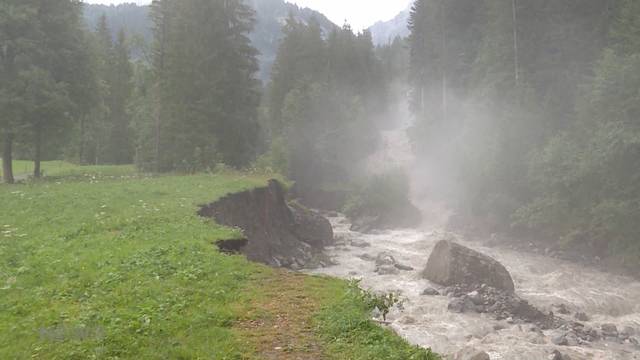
[453,347,490,360]
[374,251,414,272]
[422,287,440,296]
[422,240,515,292]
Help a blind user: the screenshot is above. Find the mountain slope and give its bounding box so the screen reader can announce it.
[368,7,410,45]
[82,1,336,82]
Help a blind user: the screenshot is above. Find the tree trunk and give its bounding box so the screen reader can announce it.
[512,0,520,86]
[34,125,42,178]
[441,0,448,123]
[79,115,85,165]
[154,101,161,173]
[3,132,15,184]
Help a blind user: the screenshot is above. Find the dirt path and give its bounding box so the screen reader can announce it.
[236,270,328,360]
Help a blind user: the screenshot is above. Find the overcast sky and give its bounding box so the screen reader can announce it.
[82,0,412,30]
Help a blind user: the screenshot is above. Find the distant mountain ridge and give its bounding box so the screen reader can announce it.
[82,1,336,82]
[368,6,410,45]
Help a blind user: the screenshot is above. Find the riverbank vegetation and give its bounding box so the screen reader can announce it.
[408,0,640,271]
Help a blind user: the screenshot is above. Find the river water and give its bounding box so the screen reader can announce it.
[309,116,640,359]
[309,216,640,359]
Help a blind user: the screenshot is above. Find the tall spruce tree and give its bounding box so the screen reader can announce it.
[0,1,40,183]
[150,0,260,171]
[104,29,134,164]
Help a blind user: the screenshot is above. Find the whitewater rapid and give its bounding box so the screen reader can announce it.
[308,217,640,359]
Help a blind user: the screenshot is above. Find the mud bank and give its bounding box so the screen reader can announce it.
[198,180,334,269]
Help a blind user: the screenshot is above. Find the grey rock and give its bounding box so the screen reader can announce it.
[601,323,618,337]
[448,296,475,313]
[467,290,483,305]
[422,287,440,296]
[350,239,371,248]
[422,240,515,292]
[358,253,376,262]
[574,312,589,322]
[565,332,579,346]
[551,333,568,346]
[554,304,570,315]
[469,351,490,360]
[394,263,414,271]
[549,350,571,360]
[399,316,416,325]
[493,323,506,331]
[289,201,334,248]
[453,348,491,360]
[621,326,635,338]
[375,264,400,275]
[375,252,397,266]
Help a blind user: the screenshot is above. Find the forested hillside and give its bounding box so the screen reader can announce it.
[82,1,336,80]
[408,0,640,269]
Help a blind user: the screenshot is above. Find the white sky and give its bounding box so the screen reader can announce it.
[81,0,412,30]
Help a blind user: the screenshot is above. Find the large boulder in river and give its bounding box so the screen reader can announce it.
[422,240,515,292]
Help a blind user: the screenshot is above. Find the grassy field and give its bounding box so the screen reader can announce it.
[0,164,439,359]
[0,159,136,180]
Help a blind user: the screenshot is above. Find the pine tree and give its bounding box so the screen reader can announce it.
[104,29,134,164]
[150,0,260,171]
[0,1,39,183]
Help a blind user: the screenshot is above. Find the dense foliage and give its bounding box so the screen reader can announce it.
[144,0,261,171]
[408,0,640,268]
[262,17,391,192]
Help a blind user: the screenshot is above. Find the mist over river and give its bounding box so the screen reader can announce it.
[308,116,640,359]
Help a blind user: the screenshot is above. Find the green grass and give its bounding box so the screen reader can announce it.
[0,159,135,179]
[0,163,439,359]
[314,281,439,360]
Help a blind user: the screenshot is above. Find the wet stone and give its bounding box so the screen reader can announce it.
[574,312,589,322]
[620,326,635,338]
[375,252,397,266]
[399,316,417,325]
[394,263,414,271]
[548,350,571,360]
[554,303,570,315]
[350,239,371,248]
[551,332,568,346]
[467,290,483,305]
[448,296,475,313]
[453,348,490,360]
[421,287,440,296]
[601,323,618,337]
[358,253,376,262]
[375,264,400,275]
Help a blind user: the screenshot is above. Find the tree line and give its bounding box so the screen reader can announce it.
[1,0,398,190]
[408,0,640,268]
[260,17,395,192]
[0,0,263,182]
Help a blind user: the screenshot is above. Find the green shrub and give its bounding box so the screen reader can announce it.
[316,280,440,360]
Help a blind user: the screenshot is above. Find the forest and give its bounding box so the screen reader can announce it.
[2,0,640,269]
[409,0,640,269]
[5,0,640,270]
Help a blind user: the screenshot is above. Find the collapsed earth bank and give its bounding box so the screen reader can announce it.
[198,179,334,269]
